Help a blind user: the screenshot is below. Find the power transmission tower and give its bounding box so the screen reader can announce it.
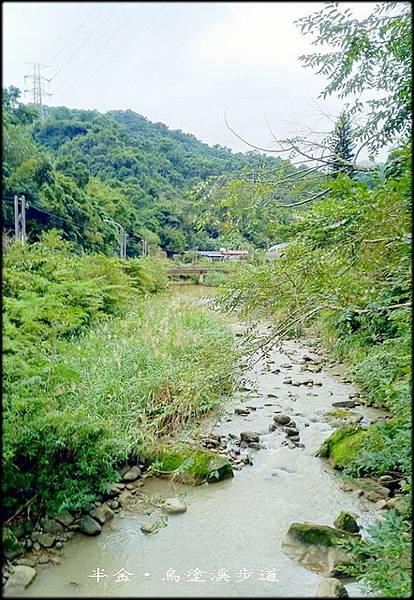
[23,62,52,119]
[14,195,27,243]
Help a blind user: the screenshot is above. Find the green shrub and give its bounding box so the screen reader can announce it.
[339,509,412,597]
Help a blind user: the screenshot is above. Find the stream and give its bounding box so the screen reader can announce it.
[21,285,385,598]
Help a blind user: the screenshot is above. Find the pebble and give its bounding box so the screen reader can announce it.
[140,521,158,534]
[38,556,50,564]
[55,541,64,550]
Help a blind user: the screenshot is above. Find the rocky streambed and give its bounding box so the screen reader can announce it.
[5,300,399,598]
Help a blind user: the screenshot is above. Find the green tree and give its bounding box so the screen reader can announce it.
[296,1,412,154]
[328,112,355,177]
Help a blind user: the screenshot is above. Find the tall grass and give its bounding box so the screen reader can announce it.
[3,233,236,514]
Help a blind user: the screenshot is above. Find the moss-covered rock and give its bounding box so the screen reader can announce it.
[282,522,358,576]
[286,523,355,546]
[3,527,24,560]
[147,444,234,485]
[319,425,367,469]
[334,512,360,533]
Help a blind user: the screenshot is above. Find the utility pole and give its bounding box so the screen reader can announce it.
[14,195,27,243]
[140,238,149,257]
[23,62,52,119]
[104,218,126,259]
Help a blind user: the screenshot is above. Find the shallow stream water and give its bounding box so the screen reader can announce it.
[22,285,384,598]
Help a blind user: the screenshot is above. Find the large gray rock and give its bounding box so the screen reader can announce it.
[79,516,101,536]
[281,523,356,577]
[240,431,260,443]
[235,407,250,415]
[15,559,36,567]
[163,498,187,514]
[4,566,36,595]
[123,465,142,481]
[118,490,133,507]
[51,510,75,527]
[38,533,55,548]
[274,414,291,425]
[316,578,349,597]
[284,427,300,436]
[40,518,65,534]
[332,401,358,409]
[90,504,115,524]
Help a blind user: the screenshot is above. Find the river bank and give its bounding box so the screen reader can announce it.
[4,285,396,598]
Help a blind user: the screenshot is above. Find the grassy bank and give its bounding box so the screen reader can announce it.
[3,233,236,517]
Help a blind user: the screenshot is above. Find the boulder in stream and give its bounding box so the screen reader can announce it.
[283,427,299,436]
[4,566,37,596]
[274,414,291,425]
[318,425,368,470]
[50,510,75,527]
[79,516,101,536]
[123,465,142,481]
[334,512,360,534]
[90,503,115,524]
[148,444,233,485]
[332,401,359,409]
[40,518,65,534]
[316,577,349,597]
[281,522,357,577]
[240,431,260,444]
[164,497,187,514]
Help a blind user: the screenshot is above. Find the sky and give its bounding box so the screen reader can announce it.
[3,1,383,159]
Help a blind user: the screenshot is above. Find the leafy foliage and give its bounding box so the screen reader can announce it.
[339,509,412,597]
[296,1,412,153]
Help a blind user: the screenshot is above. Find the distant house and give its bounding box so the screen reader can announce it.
[267,243,289,259]
[222,250,249,261]
[196,251,225,262]
[184,249,249,262]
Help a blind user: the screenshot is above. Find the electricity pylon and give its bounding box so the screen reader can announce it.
[23,62,52,119]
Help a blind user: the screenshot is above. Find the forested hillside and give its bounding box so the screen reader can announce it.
[3,90,323,255]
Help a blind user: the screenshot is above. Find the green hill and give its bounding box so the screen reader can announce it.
[3,87,320,255]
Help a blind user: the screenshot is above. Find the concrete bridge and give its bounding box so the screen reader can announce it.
[167,265,230,284]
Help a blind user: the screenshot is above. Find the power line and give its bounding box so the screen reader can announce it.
[3,196,74,225]
[60,3,165,103]
[55,3,145,97]
[47,5,96,68]
[38,4,84,62]
[51,3,121,86]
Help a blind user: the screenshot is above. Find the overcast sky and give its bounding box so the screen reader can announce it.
[3,1,383,159]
